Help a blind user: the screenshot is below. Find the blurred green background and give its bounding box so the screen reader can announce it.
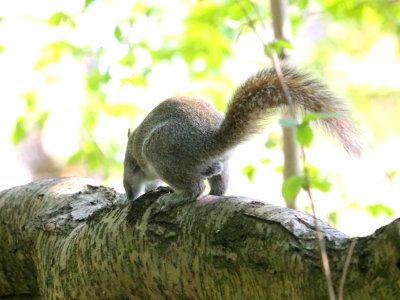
[1,0,399,236]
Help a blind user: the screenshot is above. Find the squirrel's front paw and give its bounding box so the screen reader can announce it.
[156,193,196,211]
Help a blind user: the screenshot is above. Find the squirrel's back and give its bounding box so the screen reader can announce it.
[131,96,224,167]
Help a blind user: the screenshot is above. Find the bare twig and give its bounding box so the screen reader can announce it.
[302,148,336,300]
[234,0,266,45]
[338,238,358,300]
[249,0,268,34]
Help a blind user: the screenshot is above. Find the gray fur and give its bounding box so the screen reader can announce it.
[123,67,361,209]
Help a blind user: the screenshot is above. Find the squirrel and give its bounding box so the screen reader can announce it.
[123,66,361,209]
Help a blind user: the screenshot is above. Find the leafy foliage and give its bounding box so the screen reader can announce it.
[282,175,305,204]
[47,12,76,28]
[282,165,332,203]
[243,165,256,182]
[366,204,395,218]
[35,41,87,70]
[13,91,49,144]
[264,39,293,57]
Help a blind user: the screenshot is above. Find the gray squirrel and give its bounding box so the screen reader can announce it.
[123,66,361,208]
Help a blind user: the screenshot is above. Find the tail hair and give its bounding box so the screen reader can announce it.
[216,66,362,156]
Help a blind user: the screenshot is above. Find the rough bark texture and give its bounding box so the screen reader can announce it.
[0,177,399,299]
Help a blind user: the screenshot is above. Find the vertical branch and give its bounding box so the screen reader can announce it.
[270,0,300,210]
[270,0,290,56]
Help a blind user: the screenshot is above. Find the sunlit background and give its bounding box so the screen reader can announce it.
[1,0,399,237]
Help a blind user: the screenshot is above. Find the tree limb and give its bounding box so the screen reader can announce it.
[0,177,399,299]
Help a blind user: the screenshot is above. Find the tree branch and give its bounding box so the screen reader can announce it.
[0,177,399,299]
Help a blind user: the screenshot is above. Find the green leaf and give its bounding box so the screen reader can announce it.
[264,39,293,57]
[273,39,293,52]
[177,2,234,72]
[297,0,310,10]
[290,14,304,36]
[282,175,305,203]
[13,116,28,144]
[20,90,37,112]
[264,43,273,57]
[120,74,147,87]
[0,44,4,52]
[68,150,84,165]
[48,12,76,28]
[36,112,49,130]
[86,68,111,91]
[264,132,279,148]
[243,164,256,182]
[328,211,338,226]
[366,204,395,217]
[35,41,86,70]
[48,12,63,26]
[296,123,314,147]
[305,165,332,193]
[260,158,271,164]
[119,52,135,66]
[84,0,96,10]
[114,26,123,42]
[279,118,297,128]
[309,175,332,193]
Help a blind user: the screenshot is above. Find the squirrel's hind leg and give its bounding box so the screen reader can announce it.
[156,176,206,210]
[208,166,229,196]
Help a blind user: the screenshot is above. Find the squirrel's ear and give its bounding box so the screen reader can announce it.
[127,128,131,139]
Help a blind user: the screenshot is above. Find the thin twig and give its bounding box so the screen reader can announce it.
[338,238,357,300]
[236,1,336,299]
[302,148,336,300]
[270,51,297,121]
[249,0,268,34]
[235,0,266,45]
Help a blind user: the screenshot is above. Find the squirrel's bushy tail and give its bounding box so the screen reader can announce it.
[215,66,362,157]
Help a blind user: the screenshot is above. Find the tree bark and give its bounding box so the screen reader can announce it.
[0,177,399,299]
